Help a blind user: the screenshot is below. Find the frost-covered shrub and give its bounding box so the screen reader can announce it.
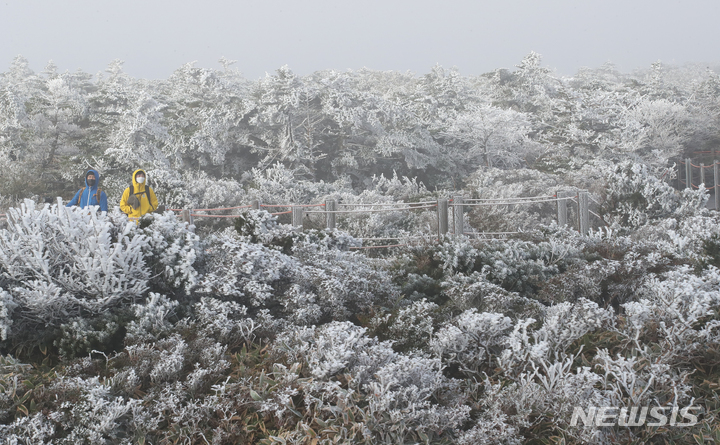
[233,209,282,244]
[122,339,178,385]
[0,413,56,445]
[0,201,146,300]
[125,292,179,343]
[273,322,470,442]
[539,299,614,347]
[233,210,362,255]
[362,352,469,434]
[47,376,140,444]
[123,332,230,392]
[435,235,580,296]
[537,260,616,306]
[367,172,431,201]
[400,272,440,301]
[535,229,677,309]
[243,169,437,240]
[0,202,147,350]
[290,238,399,321]
[276,322,379,381]
[291,227,361,252]
[149,335,188,384]
[434,236,479,274]
[144,381,238,444]
[456,407,522,445]
[198,229,300,306]
[599,160,707,228]
[513,356,611,443]
[0,375,140,444]
[0,289,16,341]
[192,297,256,348]
[593,348,693,407]
[441,271,544,316]
[138,212,201,294]
[368,299,438,351]
[473,238,574,294]
[498,299,614,375]
[333,202,437,240]
[54,313,125,359]
[199,227,397,325]
[626,265,720,353]
[431,309,513,375]
[148,168,247,211]
[313,173,438,238]
[457,364,608,445]
[630,213,720,264]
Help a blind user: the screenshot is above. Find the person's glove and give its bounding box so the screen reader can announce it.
[128,194,140,210]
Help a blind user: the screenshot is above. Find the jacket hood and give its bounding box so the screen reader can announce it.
[85,169,100,189]
[132,169,147,191]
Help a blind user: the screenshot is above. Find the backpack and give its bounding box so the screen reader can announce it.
[78,187,102,204]
[128,182,156,212]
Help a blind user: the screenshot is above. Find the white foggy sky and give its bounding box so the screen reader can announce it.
[1,0,719,80]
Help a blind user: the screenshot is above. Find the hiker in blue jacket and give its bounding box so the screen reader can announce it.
[66,169,108,212]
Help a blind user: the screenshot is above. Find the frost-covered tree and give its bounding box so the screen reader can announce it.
[446,103,536,170]
[619,97,691,164]
[0,58,90,198]
[159,62,256,176]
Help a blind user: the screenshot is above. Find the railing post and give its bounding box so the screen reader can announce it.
[557,190,568,227]
[251,200,260,210]
[452,196,464,238]
[715,161,720,211]
[325,199,336,230]
[180,209,193,225]
[701,163,706,189]
[578,190,589,235]
[437,198,448,237]
[686,158,693,189]
[292,206,304,230]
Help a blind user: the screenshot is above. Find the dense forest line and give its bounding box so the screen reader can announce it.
[1,52,719,210]
[1,55,720,444]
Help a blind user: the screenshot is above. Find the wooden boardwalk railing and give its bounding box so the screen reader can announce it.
[175,189,592,238]
[1,190,599,249]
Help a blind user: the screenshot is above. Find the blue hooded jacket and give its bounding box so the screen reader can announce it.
[66,169,108,212]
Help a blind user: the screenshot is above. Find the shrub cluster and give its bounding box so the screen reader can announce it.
[1,163,720,444]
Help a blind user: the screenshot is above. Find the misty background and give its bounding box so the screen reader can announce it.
[2,0,719,80]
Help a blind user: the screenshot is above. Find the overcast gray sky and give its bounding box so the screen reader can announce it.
[1,0,719,80]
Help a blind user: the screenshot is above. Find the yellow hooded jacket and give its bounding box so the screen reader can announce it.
[120,169,159,219]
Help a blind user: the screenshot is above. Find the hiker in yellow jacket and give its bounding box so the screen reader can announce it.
[120,169,159,220]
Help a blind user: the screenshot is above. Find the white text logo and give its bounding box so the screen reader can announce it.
[570,406,700,427]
